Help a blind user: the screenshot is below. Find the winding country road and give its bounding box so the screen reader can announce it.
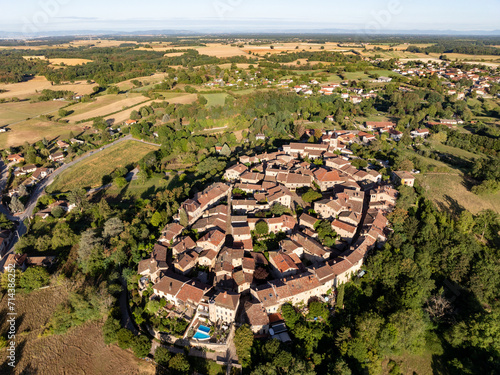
[0,134,161,268]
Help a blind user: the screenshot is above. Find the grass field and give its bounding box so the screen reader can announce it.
[417,173,500,214]
[65,94,148,122]
[0,100,68,127]
[430,141,482,161]
[0,76,97,100]
[0,119,84,148]
[203,93,229,107]
[0,286,154,375]
[106,173,171,199]
[48,141,159,192]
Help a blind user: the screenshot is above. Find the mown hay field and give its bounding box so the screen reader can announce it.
[416,173,500,214]
[48,140,158,192]
[65,94,148,122]
[0,76,97,100]
[0,118,84,148]
[0,100,68,127]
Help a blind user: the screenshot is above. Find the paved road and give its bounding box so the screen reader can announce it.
[0,134,161,268]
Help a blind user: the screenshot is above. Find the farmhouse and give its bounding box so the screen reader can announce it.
[49,152,65,162]
[7,154,24,163]
[392,171,415,187]
[410,129,430,138]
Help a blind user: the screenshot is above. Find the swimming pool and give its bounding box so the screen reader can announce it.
[198,325,211,334]
[193,331,210,340]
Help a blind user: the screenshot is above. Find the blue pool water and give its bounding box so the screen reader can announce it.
[193,331,210,340]
[198,325,211,333]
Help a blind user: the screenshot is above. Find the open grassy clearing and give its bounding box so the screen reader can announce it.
[0,119,84,148]
[203,93,229,107]
[106,173,171,198]
[65,94,148,122]
[48,140,159,192]
[0,76,97,100]
[0,100,68,127]
[429,141,482,161]
[416,173,500,214]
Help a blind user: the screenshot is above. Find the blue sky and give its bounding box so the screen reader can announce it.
[1,0,499,33]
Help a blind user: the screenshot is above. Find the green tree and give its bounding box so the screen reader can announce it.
[255,220,269,236]
[302,188,322,203]
[234,324,254,367]
[117,328,135,350]
[220,143,231,157]
[154,346,171,365]
[113,176,128,188]
[103,217,124,238]
[179,208,189,227]
[168,353,191,374]
[102,317,121,345]
[0,213,14,230]
[131,335,151,358]
[51,206,65,218]
[19,267,50,292]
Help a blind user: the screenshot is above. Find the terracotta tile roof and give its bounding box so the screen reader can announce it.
[214,291,240,310]
[250,252,268,265]
[240,172,265,182]
[244,302,269,326]
[270,251,299,273]
[172,236,197,254]
[328,258,354,275]
[226,163,248,174]
[197,229,226,248]
[175,251,198,271]
[299,213,318,227]
[313,168,342,182]
[332,219,357,234]
[313,264,336,283]
[161,223,184,242]
[242,257,256,271]
[176,280,210,305]
[279,239,302,254]
[233,270,253,286]
[290,232,327,257]
[153,271,190,296]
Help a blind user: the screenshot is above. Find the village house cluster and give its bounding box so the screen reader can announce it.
[138,134,401,338]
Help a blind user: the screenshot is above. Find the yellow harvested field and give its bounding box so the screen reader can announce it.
[163,52,185,57]
[164,93,198,104]
[23,56,93,65]
[0,119,84,148]
[66,94,149,122]
[50,58,93,65]
[0,76,97,100]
